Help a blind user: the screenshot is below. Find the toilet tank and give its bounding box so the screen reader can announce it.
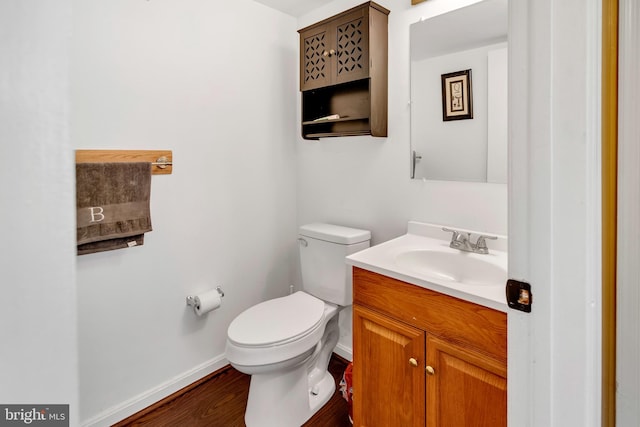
[299,223,371,306]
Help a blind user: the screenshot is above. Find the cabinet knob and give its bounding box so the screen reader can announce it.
[329,49,336,56]
[426,365,436,375]
[409,358,418,367]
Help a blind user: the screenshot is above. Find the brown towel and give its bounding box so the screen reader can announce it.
[76,162,152,255]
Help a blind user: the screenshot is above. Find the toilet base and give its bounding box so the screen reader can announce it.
[243,309,341,427]
[244,360,335,427]
[307,370,336,417]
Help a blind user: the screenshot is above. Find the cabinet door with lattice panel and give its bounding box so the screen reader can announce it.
[300,26,332,91]
[332,8,370,85]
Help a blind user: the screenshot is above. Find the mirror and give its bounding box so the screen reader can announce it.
[410,0,508,183]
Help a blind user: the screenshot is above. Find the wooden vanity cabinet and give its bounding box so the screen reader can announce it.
[298,2,389,139]
[352,267,507,427]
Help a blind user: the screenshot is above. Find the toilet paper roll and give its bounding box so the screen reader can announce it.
[194,289,222,316]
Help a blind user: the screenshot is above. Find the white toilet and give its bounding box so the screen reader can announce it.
[225,223,370,427]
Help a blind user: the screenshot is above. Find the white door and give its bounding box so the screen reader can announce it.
[508,0,602,425]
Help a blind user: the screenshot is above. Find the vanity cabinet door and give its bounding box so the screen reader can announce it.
[426,335,507,427]
[353,305,425,427]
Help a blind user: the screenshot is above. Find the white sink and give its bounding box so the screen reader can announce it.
[346,221,509,311]
[394,249,507,287]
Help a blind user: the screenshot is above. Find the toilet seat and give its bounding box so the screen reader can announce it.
[228,291,325,347]
[226,292,330,368]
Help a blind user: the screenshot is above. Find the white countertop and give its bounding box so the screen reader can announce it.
[346,221,508,312]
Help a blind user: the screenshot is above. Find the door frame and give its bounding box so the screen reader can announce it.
[601,0,618,425]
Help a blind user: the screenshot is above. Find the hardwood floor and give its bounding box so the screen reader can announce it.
[114,354,352,427]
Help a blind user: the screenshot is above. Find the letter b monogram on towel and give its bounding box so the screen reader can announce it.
[77,202,149,228]
[89,206,105,222]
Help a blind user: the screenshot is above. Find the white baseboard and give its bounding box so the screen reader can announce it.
[81,354,229,427]
[334,343,352,362]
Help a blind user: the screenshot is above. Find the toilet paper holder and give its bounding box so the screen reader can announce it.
[186,286,225,308]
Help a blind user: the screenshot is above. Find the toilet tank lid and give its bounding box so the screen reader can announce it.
[299,223,371,245]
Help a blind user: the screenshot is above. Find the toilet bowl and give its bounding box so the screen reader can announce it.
[227,292,340,426]
[226,291,332,372]
[225,223,370,427]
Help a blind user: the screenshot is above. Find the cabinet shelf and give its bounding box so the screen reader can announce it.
[301,78,383,140]
[301,115,370,125]
[304,130,371,139]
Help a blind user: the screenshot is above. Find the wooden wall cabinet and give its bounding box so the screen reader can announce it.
[298,2,389,139]
[352,267,507,427]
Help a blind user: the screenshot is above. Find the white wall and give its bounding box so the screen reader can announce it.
[71,1,298,424]
[0,0,79,424]
[295,0,505,358]
[486,46,508,184]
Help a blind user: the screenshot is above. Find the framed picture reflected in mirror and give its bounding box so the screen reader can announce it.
[441,69,473,121]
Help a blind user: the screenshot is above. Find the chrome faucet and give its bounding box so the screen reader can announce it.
[443,228,497,254]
